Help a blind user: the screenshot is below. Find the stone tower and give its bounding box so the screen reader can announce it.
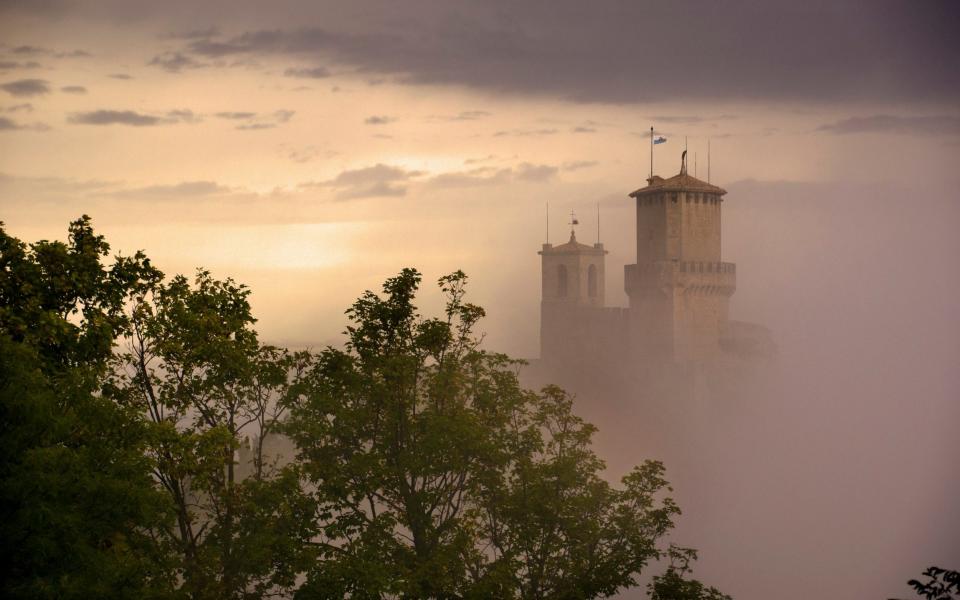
[538,225,608,365]
[624,157,736,362]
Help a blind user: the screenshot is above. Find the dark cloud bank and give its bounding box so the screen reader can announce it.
[134,0,960,104]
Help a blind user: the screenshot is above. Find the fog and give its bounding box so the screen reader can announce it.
[2,0,958,596]
[512,179,960,599]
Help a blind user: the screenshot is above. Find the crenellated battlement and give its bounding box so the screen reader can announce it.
[624,260,736,297]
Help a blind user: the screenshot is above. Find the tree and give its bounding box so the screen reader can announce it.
[892,567,960,600]
[114,268,317,599]
[0,217,177,599]
[472,386,679,598]
[286,269,703,599]
[647,547,731,600]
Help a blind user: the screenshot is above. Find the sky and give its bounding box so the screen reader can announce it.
[1,1,958,598]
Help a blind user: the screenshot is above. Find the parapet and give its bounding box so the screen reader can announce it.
[625,260,736,296]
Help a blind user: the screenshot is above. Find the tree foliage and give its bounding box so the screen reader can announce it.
[892,567,960,600]
[286,268,696,599]
[648,547,731,600]
[113,269,317,599]
[2,218,733,599]
[0,217,175,599]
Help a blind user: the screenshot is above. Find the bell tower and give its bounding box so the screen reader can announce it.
[538,214,607,364]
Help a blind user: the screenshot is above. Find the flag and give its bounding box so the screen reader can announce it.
[654,136,667,145]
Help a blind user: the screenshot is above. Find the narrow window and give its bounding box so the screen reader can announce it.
[587,264,598,297]
[558,265,568,297]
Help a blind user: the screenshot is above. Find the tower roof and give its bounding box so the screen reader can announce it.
[629,171,726,198]
[539,231,607,255]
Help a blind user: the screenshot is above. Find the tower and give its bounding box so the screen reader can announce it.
[539,216,608,365]
[624,153,736,362]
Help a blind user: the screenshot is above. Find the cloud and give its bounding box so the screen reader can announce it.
[427,166,511,188]
[281,144,335,163]
[67,109,200,126]
[68,110,163,126]
[0,78,50,97]
[284,66,330,78]
[108,73,133,80]
[112,180,231,198]
[0,60,42,70]
[215,109,294,129]
[364,115,395,125]
[428,110,491,122]
[650,114,738,124]
[236,122,275,130]
[166,109,201,123]
[2,103,32,112]
[304,163,422,199]
[161,27,220,40]
[0,116,50,131]
[571,126,595,133]
[817,115,960,136]
[10,45,47,56]
[514,162,558,182]
[152,2,959,104]
[6,45,88,58]
[426,162,559,187]
[0,172,119,198]
[56,49,91,58]
[216,111,257,120]
[562,160,598,171]
[60,85,86,94]
[493,128,557,137]
[149,51,205,72]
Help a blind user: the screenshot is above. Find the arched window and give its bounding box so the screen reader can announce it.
[557,265,568,297]
[587,264,598,298]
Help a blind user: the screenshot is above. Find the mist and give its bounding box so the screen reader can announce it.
[508,178,960,599]
[3,0,958,597]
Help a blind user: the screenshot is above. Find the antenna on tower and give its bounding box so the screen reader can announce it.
[596,201,600,244]
[545,202,549,243]
[708,138,711,184]
[695,152,698,178]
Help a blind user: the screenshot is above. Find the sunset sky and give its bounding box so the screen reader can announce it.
[1,3,959,597]
[2,1,957,352]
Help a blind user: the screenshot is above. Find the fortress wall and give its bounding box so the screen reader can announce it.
[680,192,722,262]
[541,304,630,368]
[636,195,667,263]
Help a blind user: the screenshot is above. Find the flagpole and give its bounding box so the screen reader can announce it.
[649,126,654,179]
[708,138,711,184]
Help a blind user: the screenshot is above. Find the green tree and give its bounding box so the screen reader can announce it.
[114,268,316,599]
[647,547,731,600]
[0,217,177,599]
[286,269,703,599]
[472,386,679,598]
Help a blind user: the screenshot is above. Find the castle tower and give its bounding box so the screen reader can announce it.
[624,155,736,362]
[538,221,608,365]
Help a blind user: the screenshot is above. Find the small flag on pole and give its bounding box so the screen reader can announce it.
[653,136,667,145]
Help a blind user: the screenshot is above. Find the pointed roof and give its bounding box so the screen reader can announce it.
[629,171,726,198]
[539,231,607,255]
